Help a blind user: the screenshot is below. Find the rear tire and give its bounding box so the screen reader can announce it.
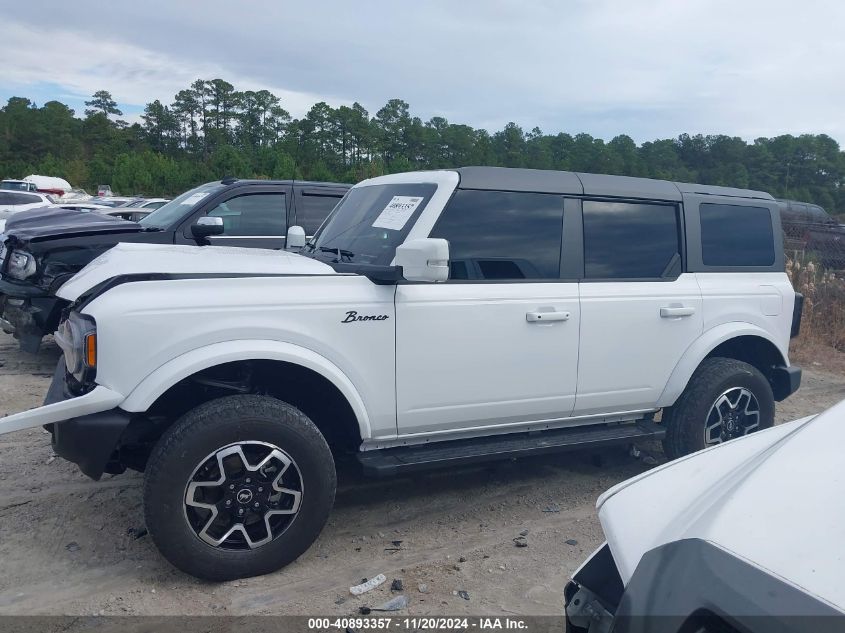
[663,358,774,459]
[143,394,336,581]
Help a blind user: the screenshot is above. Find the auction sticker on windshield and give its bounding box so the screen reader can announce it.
[181,192,209,206]
[372,196,423,230]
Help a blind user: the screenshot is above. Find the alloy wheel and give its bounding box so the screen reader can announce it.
[704,387,761,446]
[183,441,303,550]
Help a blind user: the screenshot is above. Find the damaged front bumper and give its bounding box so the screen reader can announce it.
[0,359,128,479]
[565,543,623,633]
[0,278,66,352]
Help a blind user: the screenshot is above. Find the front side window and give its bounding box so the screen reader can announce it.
[700,203,774,266]
[139,182,226,230]
[206,193,286,236]
[305,183,437,266]
[430,189,565,280]
[583,201,681,279]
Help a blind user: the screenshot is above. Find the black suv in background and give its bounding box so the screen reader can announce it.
[0,178,350,352]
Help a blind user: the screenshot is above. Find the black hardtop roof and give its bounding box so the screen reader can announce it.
[453,166,773,202]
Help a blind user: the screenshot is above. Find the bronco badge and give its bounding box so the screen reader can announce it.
[342,310,390,323]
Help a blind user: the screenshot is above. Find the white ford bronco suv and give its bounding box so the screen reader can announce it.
[0,167,802,580]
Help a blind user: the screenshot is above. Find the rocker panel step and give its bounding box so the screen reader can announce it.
[358,420,664,477]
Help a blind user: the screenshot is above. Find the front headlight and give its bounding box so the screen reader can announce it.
[7,249,37,280]
[54,312,97,384]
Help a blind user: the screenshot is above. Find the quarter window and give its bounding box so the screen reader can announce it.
[583,201,681,279]
[430,189,564,280]
[206,193,286,236]
[700,203,774,266]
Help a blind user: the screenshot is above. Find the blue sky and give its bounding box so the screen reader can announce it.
[1,0,843,144]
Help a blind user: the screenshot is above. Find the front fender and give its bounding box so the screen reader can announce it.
[656,323,788,408]
[119,339,372,440]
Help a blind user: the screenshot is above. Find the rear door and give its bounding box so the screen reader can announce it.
[574,198,703,415]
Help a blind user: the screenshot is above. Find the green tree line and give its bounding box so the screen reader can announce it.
[1,80,843,214]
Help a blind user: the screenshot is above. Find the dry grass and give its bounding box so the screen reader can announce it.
[786,254,845,354]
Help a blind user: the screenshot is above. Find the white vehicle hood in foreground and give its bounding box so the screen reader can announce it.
[598,403,843,609]
[57,242,336,301]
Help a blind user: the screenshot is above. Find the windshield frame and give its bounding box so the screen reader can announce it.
[138,182,226,230]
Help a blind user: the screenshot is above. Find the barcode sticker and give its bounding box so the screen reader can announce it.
[372,196,424,231]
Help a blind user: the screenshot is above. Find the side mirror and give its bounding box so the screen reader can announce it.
[191,216,224,239]
[395,238,449,282]
[286,225,306,249]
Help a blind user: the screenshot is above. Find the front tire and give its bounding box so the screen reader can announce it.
[663,358,774,459]
[143,395,336,581]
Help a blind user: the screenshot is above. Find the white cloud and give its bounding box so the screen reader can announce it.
[0,22,341,118]
[2,0,844,143]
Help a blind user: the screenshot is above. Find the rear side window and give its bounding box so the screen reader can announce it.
[430,189,565,280]
[700,204,774,266]
[583,201,681,279]
[296,191,343,235]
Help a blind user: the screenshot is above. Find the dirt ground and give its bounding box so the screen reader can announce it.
[1,331,843,617]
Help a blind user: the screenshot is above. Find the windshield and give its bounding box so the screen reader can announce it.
[139,182,226,229]
[1,181,28,191]
[304,183,437,266]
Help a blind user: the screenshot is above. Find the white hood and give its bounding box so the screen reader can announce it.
[57,242,335,301]
[597,404,845,608]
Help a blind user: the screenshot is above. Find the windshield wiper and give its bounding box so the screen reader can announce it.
[319,246,355,262]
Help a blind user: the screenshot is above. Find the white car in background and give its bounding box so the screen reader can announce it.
[565,403,844,632]
[0,190,53,219]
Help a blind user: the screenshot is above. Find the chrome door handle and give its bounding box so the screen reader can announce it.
[526,310,570,323]
[660,306,695,318]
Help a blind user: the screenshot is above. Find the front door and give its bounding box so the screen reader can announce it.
[395,189,580,436]
[176,186,293,249]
